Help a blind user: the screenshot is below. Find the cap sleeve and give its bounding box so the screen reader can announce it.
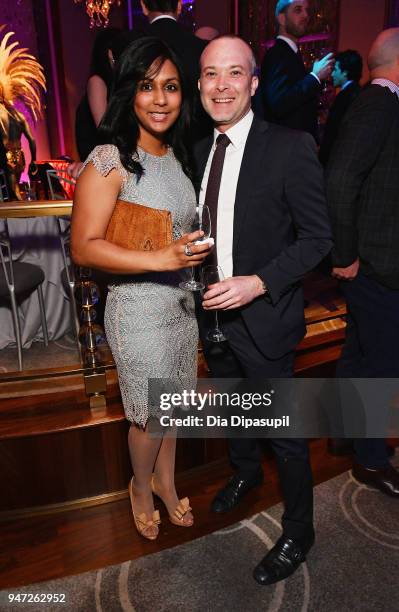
[80,144,129,184]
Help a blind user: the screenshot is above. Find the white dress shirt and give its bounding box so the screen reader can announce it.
[277,35,298,54]
[199,110,254,279]
[341,79,354,91]
[150,15,177,23]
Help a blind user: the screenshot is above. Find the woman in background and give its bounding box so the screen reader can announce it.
[71,38,211,540]
[75,27,120,162]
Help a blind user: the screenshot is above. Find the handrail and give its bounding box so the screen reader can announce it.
[0,200,73,218]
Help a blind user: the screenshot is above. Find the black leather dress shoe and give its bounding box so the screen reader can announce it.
[352,462,399,497]
[210,471,264,513]
[253,531,315,586]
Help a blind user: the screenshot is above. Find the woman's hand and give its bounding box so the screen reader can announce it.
[153,230,213,271]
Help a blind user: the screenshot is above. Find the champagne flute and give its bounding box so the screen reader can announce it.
[201,265,228,342]
[179,205,211,291]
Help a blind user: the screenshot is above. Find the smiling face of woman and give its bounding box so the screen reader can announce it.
[134,58,182,150]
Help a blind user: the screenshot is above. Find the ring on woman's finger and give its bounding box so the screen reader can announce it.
[184,243,194,257]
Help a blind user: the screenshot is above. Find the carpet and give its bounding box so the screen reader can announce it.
[1,456,399,612]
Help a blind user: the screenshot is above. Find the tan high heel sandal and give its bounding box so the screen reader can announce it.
[128,478,161,541]
[151,475,193,527]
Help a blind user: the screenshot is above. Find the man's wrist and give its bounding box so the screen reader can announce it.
[253,275,268,296]
[310,71,321,84]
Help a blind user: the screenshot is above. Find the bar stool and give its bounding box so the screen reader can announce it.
[0,221,49,371]
[46,169,81,356]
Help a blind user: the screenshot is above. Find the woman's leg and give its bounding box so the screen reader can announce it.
[128,423,163,537]
[153,432,193,525]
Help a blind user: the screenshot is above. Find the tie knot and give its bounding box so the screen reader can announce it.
[216,133,231,149]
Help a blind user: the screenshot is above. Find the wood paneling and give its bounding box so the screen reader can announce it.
[0,439,355,589]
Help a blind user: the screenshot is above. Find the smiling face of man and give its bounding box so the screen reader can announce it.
[199,37,258,132]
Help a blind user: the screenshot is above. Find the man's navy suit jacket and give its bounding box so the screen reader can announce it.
[194,117,332,359]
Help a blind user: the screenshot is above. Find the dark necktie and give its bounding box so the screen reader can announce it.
[204,133,231,265]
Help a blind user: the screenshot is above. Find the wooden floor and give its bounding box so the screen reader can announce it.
[0,439,353,589]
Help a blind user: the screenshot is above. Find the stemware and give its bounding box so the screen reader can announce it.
[179,205,211,291]
[201,265,228,343]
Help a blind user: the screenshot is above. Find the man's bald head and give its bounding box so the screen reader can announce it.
[200,35,257,75]
[368,28,399,73]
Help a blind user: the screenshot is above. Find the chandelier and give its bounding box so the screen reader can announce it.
[74,0,122,28]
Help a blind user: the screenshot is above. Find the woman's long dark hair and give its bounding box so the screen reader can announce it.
[98,37,193,180]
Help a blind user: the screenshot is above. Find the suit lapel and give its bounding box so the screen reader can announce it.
[233,118,269,256]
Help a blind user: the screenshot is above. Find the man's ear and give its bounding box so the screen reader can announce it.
[251,75,259,97]
[140,0,149,17]
[176,1,182,17]
[276,12,286,32]
[198,78,201,91]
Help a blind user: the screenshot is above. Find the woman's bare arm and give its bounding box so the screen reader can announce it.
[71,163,210,274]
[87,75,108,127]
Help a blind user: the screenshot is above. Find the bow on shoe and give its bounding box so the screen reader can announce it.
[173,497,192,522]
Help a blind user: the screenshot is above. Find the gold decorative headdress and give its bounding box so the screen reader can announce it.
[0,25,46,122]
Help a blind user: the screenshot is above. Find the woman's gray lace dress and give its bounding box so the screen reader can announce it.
[83,145,198,427]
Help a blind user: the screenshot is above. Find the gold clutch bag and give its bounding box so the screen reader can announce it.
[105,200,172,251]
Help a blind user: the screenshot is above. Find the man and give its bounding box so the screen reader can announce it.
[140,0,211,140]
[319,50,363,166]
[326,28,399,498]
[141,0,206,86]
[196,35,332,585]
[258,0,334,141]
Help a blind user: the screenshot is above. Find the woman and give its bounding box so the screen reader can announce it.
[71,37,211,540]
[75,28,120,162]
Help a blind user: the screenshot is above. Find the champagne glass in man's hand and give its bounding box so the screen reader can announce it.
[201,265,228,342]
[179,205,212,291]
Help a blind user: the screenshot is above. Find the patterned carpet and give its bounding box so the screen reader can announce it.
[1,453,398,612]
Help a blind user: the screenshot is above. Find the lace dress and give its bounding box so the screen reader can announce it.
[83,145,198,427]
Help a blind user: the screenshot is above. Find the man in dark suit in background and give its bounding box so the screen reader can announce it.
[258,0,334,141]
[140,0,211,139]
[196,35,332,585]
[319,50,363,166]
[326,28,399,497]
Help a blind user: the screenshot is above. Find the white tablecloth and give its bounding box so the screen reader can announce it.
[0,216,72,349]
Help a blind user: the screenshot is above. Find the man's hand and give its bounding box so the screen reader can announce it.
[202,275,266,310]
[313,52,334,80]
[332,258,359,280]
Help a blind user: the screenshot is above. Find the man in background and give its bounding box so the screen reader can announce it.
[140,0,211,139]
[319,49,363,166]
[141,0,206,87]
[326,28,399,498]
[258,0,334,141]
